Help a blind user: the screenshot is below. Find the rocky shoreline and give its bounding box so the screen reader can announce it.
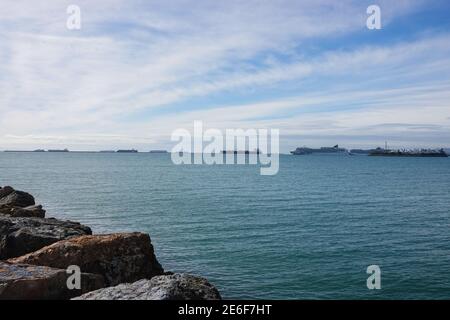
[0,186,221,300]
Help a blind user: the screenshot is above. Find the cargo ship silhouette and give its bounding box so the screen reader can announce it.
[369,147,448,157]
[290,145,347,155]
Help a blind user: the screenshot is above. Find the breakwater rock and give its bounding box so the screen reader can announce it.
[0,186,221,300]
[0,204,46,218]
[0,216,92,259]
[73,274,221,300]
[0,186,35,208]
[0,261,104,300]
[9,233,164,286]
[0,186,45,218]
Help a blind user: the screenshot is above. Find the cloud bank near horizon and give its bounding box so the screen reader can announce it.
[1,0,450,151]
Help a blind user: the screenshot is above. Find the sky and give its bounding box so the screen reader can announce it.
[1,0,450,152]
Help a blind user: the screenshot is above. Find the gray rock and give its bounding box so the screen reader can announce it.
[0,216,92,259]
[9,233,164,286]
[0,204,46,218]
[0,186,14,199]
[0,261,104,300]
[73,273,221,300]
[0,187,43,217]
[0,188,35,208]
[0,205,16,216]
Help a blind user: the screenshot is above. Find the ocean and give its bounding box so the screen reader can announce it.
[1,152,449,299]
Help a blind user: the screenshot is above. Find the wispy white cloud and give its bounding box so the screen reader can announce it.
[0,0,448,151]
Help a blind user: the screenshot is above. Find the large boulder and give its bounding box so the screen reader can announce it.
[0,216,92,259]
[0,187,44,218]
[9,233,164,286]
[0,187,35,208]
[0,261,104,300]
[0,204,46,218]
[72,274,221,300]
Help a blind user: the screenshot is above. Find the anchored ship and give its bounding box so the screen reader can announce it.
[369,147,448,157]
[291,145,347,155]
[116,149,138,153]
[149,150,168,153]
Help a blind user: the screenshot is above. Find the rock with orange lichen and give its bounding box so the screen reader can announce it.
[9,232,164,286]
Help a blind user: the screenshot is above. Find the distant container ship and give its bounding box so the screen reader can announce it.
[149,150,168,153]
[291,145,347,155]
[349,149,378,155]
[369,148,448,157]
[116,149,138,153]
[48,149,69,152]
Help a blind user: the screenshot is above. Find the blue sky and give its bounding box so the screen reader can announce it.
[1,0,450,152]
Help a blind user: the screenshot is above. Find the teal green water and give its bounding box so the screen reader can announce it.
[1,152,450,299]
